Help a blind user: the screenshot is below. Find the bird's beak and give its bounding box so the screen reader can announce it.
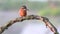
[27,9,29,11]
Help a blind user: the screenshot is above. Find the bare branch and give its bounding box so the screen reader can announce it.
[0,15,59,34]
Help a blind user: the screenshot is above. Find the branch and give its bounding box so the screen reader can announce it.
[0,15,59,34]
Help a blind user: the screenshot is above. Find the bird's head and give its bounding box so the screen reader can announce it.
[21,5,29,11]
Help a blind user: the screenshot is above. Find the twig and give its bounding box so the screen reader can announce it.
[0,15,59,34]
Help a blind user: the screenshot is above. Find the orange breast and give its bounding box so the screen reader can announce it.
[19,9,27,17]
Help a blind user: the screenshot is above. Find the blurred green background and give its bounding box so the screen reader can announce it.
[0,0,60,16]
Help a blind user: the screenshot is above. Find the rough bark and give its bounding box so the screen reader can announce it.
[0,15,59,34]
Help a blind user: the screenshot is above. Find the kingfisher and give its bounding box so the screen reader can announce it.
[19,5,28,17]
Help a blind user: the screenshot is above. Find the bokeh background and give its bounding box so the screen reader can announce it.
[0,0,60,34]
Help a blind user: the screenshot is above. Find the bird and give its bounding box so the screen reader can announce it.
[19,5,28,17]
